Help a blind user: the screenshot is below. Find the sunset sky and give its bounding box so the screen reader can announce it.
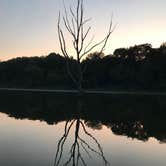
[0,0,166,60]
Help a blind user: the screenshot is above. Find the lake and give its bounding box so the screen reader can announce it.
[0,92,166,166]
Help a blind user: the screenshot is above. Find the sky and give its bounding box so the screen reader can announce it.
[0,0,166,60]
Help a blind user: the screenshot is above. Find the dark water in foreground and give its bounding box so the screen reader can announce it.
[0,92,166,166]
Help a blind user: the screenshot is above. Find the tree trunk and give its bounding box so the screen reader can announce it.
[77,61,84,95]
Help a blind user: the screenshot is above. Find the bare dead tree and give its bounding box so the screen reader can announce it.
[58,0,115,92]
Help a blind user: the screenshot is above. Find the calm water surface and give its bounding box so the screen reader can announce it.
[0,93,166,166]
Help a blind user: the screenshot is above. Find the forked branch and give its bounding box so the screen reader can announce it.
[57,0,115,90]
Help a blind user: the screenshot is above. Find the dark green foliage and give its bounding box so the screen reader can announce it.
[0,43,166,91]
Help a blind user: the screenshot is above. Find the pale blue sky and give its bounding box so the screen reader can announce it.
[0,0,166,60]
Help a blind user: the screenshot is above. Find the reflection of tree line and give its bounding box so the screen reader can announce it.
[54,100,110,166]
[0,93,166,143]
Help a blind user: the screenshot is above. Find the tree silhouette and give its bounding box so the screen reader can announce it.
[58,0,114,92]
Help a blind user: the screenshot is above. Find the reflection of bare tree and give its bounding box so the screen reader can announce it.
[54,100,110,166]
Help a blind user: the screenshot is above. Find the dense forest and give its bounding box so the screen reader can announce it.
[0,43,166,91]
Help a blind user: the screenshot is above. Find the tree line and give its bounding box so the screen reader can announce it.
[0,43,166,91]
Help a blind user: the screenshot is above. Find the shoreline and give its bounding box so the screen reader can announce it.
[0,88,166,96]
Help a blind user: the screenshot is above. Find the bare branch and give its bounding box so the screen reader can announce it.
[70,6,77,22]
[80,20,114,59]
[80,37,106,59]
[83,27,91,41]
[57,0,115,91]
[58,12,79,86]
[82,18,92,25]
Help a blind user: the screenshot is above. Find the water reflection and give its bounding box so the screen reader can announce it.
[54,99,110,166]
[0,92,165,143]
[0,92,166,165]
